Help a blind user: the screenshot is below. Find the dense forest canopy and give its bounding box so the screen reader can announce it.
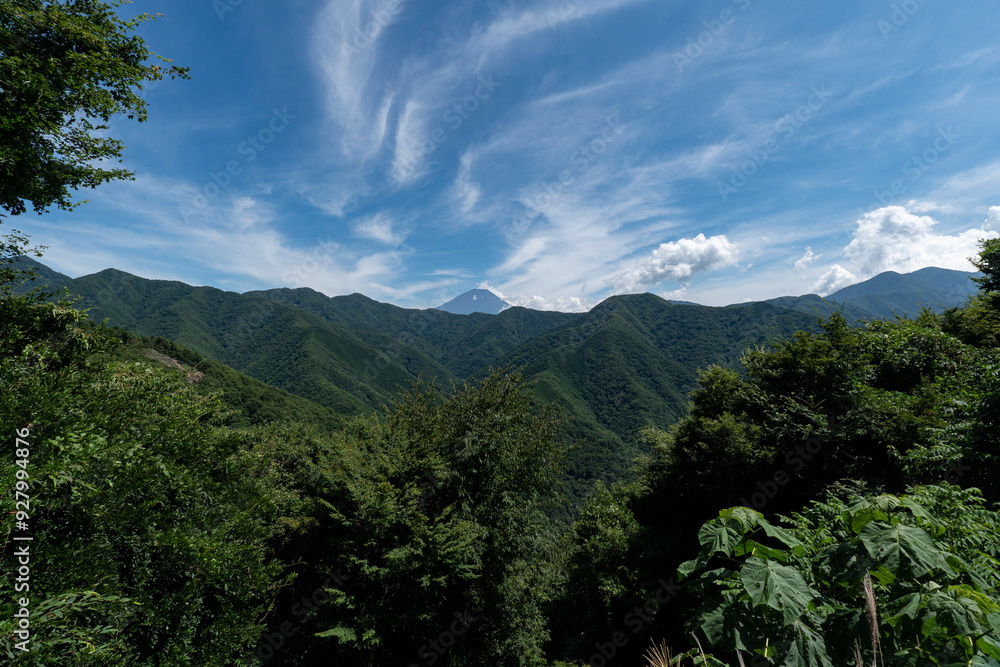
[3,2,1000,664]
[3,232,1000,665]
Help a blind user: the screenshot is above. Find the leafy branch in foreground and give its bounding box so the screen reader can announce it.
[1,0,189,216]
[679,486,1000,667]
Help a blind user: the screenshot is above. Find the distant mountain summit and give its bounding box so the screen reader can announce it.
[762,267,979,321]
[826,267,977,304]
[437,289,511,315]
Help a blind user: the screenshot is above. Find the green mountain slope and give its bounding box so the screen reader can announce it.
[494,294,820,491]
[763,267,978,320]
[7,254,72,288]
[6,260,833,493]
[110,329,347,431]
[829,266,977,303]
[251,287,577,378]
[56,269,406,415]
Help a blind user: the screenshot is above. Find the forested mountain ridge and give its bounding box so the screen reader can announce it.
[249,286,577,379]
[9,257,980,493]
[4,240,1000,667]
[109,329,347,431]
[3,5,999,663]
[14,258,818,490]
[489,295,818,486]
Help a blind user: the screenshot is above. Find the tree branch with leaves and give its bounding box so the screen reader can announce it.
[0,0,188,217]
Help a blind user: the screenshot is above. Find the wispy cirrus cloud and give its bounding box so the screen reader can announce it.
[310,0,405,160]
[353,213,406,246]
[21,0,1000,312]
[26,175,408,301]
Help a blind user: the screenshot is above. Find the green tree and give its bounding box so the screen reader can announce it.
[547,309,1000,665]
[0,0,188,217]
[545,481,644,662]
[972,238,1000,294]
[943,238,1000,347]
[0,230,45,294]
[293,369,567,666]
[0,286,285,664]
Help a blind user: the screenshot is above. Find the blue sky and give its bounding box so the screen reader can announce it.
[16,0,1000,310]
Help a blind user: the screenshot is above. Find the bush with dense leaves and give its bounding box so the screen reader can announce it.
[679,486,1000,666]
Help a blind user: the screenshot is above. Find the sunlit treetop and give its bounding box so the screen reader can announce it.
[0,0,188,217]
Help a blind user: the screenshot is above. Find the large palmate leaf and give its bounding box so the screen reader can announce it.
[697,590,762,652]
[859,522,951,578]
[698,507,763,557]
[782,622,834,667]
[740,556,816,626]
[682,486,1000,667]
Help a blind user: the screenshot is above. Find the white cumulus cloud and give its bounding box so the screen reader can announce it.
[811,264,857,295]
[504,294,594,312]
[478,281,592,312]
[609,233,740,292]
[843,206,994,276]
[985,206,1000,231]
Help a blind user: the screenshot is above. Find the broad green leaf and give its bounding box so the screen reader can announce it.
[740,556,816,626]
[725,506,764,529]
[883,592,921,627]
[872,494,902,513]
[815,540,870,585]
[977,636,1000,662]
[846,504,877,534]
[678,556,707,580]
[697,594,761,651]
[757,519,805,551]
[736,540,791,561]
[923,588,985,637]
[782,622,834,667]
[699,513,753,557]
[859,522,950,578]
[900,496,935,522]
[871,565,899,587]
